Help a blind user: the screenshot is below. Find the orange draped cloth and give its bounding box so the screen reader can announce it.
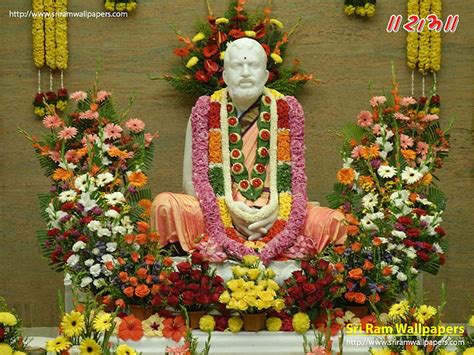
[151,104,347,253]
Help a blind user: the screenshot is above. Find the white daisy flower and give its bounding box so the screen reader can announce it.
[98,228,112,237]
[378,165,397,178]
[106,242,117,252]
[96,172,114,187]
[74,174,89,192]
[101,254,114,263]
[72,241,86,252]
[87,220,101,232]
[89,264,101,277]
[105,210,120,218]
[66,254,80,267]
[80,277,93,288]
[401,167,423,185]
[59,190,77,203]
[78,192,98,212]
[104,192,126,206]
[362,193,379,212]
[360,215,379,231]
[368,212,384,220]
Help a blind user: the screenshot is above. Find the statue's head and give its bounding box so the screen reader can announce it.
[223,38,269,102]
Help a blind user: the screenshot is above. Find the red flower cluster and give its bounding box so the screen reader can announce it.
[277,99,290,129]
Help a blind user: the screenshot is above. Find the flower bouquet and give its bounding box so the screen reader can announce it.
[282,256,345,318]
[327,75,450,308]
[0,298,27,355]
[152,252,225,327]
[218,255,285,331]
[23,82,157,298]
[160,0,313,96]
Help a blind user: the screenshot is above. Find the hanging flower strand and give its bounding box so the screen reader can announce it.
[55,0,68,73]
[32,0,45,70]
[44,0,56,71]
[344,0,376,18]
[430,0,442,73]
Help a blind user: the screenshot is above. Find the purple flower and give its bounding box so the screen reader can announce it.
[394,222,406,231]
[371,159,382,169]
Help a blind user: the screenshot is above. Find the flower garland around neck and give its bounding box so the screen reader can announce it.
[191,87,308,263]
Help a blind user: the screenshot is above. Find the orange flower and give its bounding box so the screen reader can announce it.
[124,235,135,244]
[137,268,148,279]
[131,252,140,263]
[347,225,360,236]
[101,295,113,306]
[401,149,416,160]
[75,303,86,313]
[363,260,374,271]
[368,293,380,303]
[334,245,346,255]
[162,316,187,343]
[421,173,432,186]
[149,232,160,242]
[119,272,129,282]
[382,266,392,276]
[336,168,356,185]
[277,130,291,161]
[351,242,362,252]
[137,221,150,233]
[360,145,380,160]
[108,146,129,159]
[372,237,382,246]
[354,292,367,304]
[129,277,138,287]
[118,315,144,341]
[128,171,148,187]
[144,255,156,265]
[135,234,148,245]
[52,168,73,181]
[135,284,150,298]
[358,175,375,191]
[409,192,418,202]
[334,262,345,272]
[115,299,126,309]
[151,284,160,295]
[208,131,222,163]
[163,257,174,267]
[105,261,114,270]
[138,199,152,216]
[117,257,126,266]
[348,268,363,280]
[123,286,135,298]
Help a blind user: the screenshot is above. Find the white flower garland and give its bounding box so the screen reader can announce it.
[220,87,279,223]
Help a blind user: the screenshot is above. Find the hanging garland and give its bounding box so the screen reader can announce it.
[344,0,376,18]
[31,0,69,119]
[104,0,138,13]
[406,0,442,98]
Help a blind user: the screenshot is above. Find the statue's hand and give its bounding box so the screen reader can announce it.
[247,206,279,241]
[230,201,264,240]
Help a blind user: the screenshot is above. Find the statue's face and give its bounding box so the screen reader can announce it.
[223,39,269,102]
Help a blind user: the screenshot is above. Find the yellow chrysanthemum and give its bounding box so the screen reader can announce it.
[142,314,164,337]
[266,317,282,331]
[215,17,229,24]
[186,56,199,68]
[388,300,409,319]
[266,279,279,291]
[242,255,259,266]
[44,0,56,70]
[0,344,13,355]
[46,336,71,353]
[265,268,276,278]
[211,88,225,102]
[269,19,284,28]
[55,0,68,70]
[247,268,261,280]
[270,53,283,64]
[228,316,243,333]
[32,0,45,68]
[79,338,101,355]
[0,312,17,326]
[292,312,310,333]
[217,198,232,227]
[414,305,437,324]
[61,310,85,337]
[116,344,138,355]
[191,32,205,43]
[278,192,292,220]
[244,31,256,38]
[92,312,113,332]
[199,315,215,332]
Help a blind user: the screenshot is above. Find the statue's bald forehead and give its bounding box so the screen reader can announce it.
[224,38,267,65]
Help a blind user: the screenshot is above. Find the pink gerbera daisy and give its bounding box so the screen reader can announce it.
[400,134,414,149]
[369,96,387,107]
[351,145,364,159]
[420,114,439,122]
[372,124,382,135]
[144,133,158,147]
[400,96,417,106]
[42,115,63,129]
[417,141,429,156]
[58,126,78,140]
[104,123,123,139]
[125,118,145,133]
[96,90,111,103]
[357,110,373,127]
[79,110,99,120]
[394,112,411,121]
[70,91,87,101]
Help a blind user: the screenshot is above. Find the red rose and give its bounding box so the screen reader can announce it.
[288,285,303,298]
[214,316,229,331]
[47,228,60,236]
[329,286,340,295]
[190,269,201,281]
[167,295,179,306]
[177,262,192,273]
[175,280,186,291]
[302,283,316,294]
[191,252,204,265]
[211,292,221,303]
[417,251,430,262]
[169,272,180,283]
[397,216,413,225]
[435,226,446,236]
[196,293,209,304]
[182,291,194,305]
[160,285,170,295]
[307,266,318,277]
[403,239,416,247]
[300,260,309,270]
[419,242,433,250]
[406,228,421,237]
[151,294,163,306]
[188,283,200,292]
[318,259,329,271]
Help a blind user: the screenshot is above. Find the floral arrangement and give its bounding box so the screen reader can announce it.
[152,251,226,312]
[0,298,27,355]
[46,299,138,355]
[104,0,137,13]
[23,82,157,301]
[407,0,442,74]
[161,0,313,96]
[457,313,474,354]
[327,76,450,307]
[218,255,285,314]
[344,0,376,17]
[282,256,344,317]
[192,87,308,263]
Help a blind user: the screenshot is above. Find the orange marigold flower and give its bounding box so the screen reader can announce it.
[277,130,291,161]
[209,131,222,163]
[421,173,432,186]
[348,268,363,280]
[118,315,144,341]
[358,175,375,191]
[108,146,129,159]
[128,171,148,187]
[52,168,73,181]
[162,316,187,343]
[401,149,416,160]
[336,168,356,185]
[360,145,380,160]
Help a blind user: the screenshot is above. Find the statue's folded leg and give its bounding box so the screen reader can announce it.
[150,192,206,251]
[303,204,347,253]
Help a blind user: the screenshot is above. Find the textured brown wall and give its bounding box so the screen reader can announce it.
[1,0,472,326]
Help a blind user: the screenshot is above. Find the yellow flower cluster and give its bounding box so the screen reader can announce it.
[278,192,292,220]
[418,0,431,74]
[217,197,232,227]
[344,3,376,17]
[44,0,56,70]
[199,315,216,332]
[388,300,410,319]
[406,0,419,70]
[61,310,85,337]
[228,316,244,332]
[430,0,442,72]
[55,0,68,70]
[211,88,225,102]
[104,1,137,12]
[0,343,25,355]
[32,0,44,68]
[292,312,310,333]
[414,304,437,324]
[266,316,282,331]
[0,312,17,326]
